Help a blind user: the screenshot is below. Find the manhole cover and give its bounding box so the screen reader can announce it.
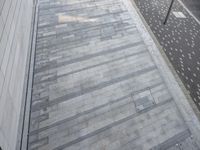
[133,90,155,112]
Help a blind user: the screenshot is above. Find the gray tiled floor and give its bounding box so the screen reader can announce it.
[28,0,200,149]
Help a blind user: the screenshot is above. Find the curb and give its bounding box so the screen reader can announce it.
[124,0,200,147]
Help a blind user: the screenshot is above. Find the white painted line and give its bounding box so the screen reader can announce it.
[178,0,200,25]
[173,11,186,18]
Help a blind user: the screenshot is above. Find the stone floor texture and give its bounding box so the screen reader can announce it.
[134,0,200,111]
[28,0,200,149]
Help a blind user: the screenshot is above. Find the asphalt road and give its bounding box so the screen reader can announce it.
[182,0,200,21]
[134,0,200,111]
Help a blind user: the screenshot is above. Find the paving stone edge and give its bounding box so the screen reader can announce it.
[124,0,200,147]
[19,1,39,150]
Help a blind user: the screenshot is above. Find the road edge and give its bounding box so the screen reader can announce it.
[124,0,200,147]
[19,1,39,149]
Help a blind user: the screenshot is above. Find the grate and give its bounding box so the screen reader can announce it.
[133,90,155,112]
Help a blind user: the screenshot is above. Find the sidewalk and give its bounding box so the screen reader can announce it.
[28,0,200,149]
[134,0,200,112]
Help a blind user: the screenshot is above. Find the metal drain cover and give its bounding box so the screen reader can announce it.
[133,90,155,112]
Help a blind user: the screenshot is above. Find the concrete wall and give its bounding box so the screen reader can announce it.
[0,0,33,149]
